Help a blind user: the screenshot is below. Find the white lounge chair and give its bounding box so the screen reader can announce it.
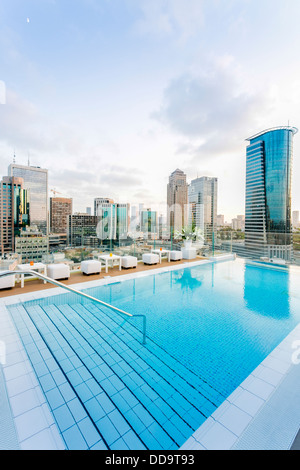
[142,253,160,265]
[0,274,15,290]
[170,251,183,261]
[81,260,102,275]
[121,256,138,269]
[47,264,70,281]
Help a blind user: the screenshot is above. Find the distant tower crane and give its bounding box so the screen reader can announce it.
[50,189,62,197]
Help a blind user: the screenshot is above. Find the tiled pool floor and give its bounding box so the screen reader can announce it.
[6,300,222,450]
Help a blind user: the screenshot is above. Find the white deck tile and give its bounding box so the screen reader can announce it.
[262,355,292,375]
[251,364,284,387]
[215,404,253,436]
[229,389,265,417]
[240,376,275,401]
[9,388,44,417]
[14,406,54,443]
[197,422,238,450]
[20,427,65,450]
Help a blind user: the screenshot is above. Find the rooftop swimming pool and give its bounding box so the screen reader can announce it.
[5,259,300,450]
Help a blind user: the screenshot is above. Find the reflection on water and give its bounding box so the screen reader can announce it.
[243,263,290,319]
[172,268,204,292]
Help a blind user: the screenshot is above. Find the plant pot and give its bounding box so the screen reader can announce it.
[183,240,193,249]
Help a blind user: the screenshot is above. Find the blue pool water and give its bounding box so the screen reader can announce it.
[7,259,300,450]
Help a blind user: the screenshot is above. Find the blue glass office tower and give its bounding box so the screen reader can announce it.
[245,126,297,261]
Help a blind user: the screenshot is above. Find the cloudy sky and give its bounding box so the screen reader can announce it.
[0,0,300,221]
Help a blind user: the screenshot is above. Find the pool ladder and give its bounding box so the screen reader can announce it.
[0,270,147,344]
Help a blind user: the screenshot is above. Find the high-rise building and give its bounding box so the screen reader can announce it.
[167,169,188,235]
[292,211,300,228]
[94,198,114,216]
[140,209,158,234]
[245,126,297,260]
[188,176,218,242]
[130,205,138,231]
[232,215,245,231]
[68,214,99,247]
[50,197,73,234]
[94,199,116,240]
[0,176,30,254]
[94,198,130,240]
[8,164,48,235]
[15,227,48,262]
[116,203,130,240]
[217,215,225,227]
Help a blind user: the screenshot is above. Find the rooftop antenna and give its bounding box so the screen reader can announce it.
[13,149,16,164]
[27,151,30,167]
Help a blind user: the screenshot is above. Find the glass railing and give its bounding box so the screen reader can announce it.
[209,229,300,266]
[6,224,300,269]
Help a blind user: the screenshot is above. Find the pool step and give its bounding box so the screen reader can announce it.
[8,304,109,450]
[42,303,202,447]
[9,301,220,450]
[19,304,195,449]
[77,300,224,406]
[68,301,220,418]
[56,303,212,427]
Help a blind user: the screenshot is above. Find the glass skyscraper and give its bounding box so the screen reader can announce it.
[8,164,48,236]
[0,176,30,254]
[95,199,117,240]
[245,126,297,260]
[94,199,129,241]
[140,209,158,234]
[116,203,130,240]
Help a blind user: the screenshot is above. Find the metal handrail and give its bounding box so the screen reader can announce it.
[0,270,146,344]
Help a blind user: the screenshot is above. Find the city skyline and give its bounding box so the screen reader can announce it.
[1,154,299,228]
[1,1,300,220]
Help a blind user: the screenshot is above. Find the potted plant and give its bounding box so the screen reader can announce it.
[174,225,204,249]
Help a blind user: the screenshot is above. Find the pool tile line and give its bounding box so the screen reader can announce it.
[180,322,300,450]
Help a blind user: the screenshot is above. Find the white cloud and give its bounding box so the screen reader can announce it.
[133,0,205,40]
[153,57,276,162]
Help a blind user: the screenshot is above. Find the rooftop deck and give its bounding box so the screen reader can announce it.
[0,256,202,298]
